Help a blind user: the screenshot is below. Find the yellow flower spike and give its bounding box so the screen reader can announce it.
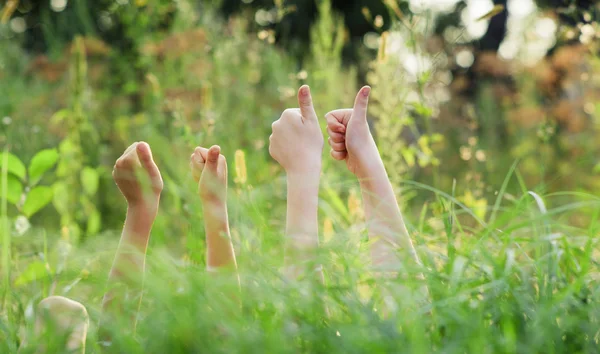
[146,73,161,97]
[378,32,389,63]
[135,0,147,7]
[0,0,19,24]
[234,150,247,186]
[323,218,334,243]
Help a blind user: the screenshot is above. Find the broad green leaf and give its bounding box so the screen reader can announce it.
[3,175,23,205]
[52,182,69,215]
[14,261,50,287]
[23,186,54,218]
[81,167,99,196]
[87,209,101,235]
[0,153,26,181]
[28,149,59,185]
[50,108,72,126]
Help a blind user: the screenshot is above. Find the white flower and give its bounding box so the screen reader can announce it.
[14,215,30,236]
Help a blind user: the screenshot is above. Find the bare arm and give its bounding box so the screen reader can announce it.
[326,87,420,273]
[191,145,238,273]
[270,85,324,281]
[100,142,162,338]
[284,171,322,280]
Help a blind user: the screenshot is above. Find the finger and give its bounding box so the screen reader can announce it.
[327,127,345,143]
[297,85,318,123]
[194,146,209,162]
[136,142,161,178]
[325,109,353,125]
[352,86,371,123]
[328,137,346,151]
[325,114,346,132]
[115,142,139,169]
[206,145,221,172]
[123,142,138,157]
[330,149,347,161]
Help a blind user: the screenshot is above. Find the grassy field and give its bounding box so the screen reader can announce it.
[2,1,600,353]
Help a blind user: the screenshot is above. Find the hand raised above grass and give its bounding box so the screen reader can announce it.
[112,142,163,211]
[191,145,228,204]
[269,85,324,175]
[325,86,382,178]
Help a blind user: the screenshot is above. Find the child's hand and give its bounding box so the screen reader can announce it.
[326,86,380,177]
[269,85,324,175]
[113,142,163,209]
[190,145,227,203]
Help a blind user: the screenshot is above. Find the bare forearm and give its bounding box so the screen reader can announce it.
[100,204,155,338]
[357,161,418,268]
[284,171,322,279]
[107,205,155,281]
[202,201,237,271]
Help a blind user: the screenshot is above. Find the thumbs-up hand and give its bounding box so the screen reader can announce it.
[326,86,380,177]
[269,85,324,174]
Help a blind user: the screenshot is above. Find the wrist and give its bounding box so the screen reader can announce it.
[285,162,322,180]
[356,159,388,186]
[127,198,159,217]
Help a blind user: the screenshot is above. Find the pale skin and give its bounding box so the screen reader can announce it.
[325,86,421,273]
[190,145,238,274]
[19,142,162,351]
[22,142,240,351]
[269,85,324,281]
[19,296,89,354]
[100,141,163,339]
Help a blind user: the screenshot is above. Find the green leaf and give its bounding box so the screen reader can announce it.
[52,182,69,215]
[0,153,26,181]
[87,209,101,235]
[81,167,99,196]
[3,175,23,205]
[28,149,59,185]
[22,186,54,218]
[50,108,72,126]
[14,261,51,287]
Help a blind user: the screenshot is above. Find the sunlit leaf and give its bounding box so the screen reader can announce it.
[23,186,53,218]
[14,261,50,287]
[87,209,101,235]
[3,175,23,205]
[0,152,26,181]
[52,182,69,215]
[28,149,59,185]
[81,167,99,196]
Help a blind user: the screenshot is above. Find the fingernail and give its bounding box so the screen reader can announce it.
[300,85,310,96]
[362,87,371,97]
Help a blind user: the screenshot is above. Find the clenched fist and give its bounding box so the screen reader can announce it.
[190,145,228,204]
[112,142,163,210]
[325,86,380,177]
[269,85,324,175]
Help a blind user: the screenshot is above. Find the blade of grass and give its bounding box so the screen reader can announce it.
[1,147,10,310]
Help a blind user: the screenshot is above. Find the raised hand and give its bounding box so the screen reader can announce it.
[270,85,324,282]
[112,142,163,211]
[269,85,324,175]
[190,145,237,272]
[326,86,381,177]
[190,145,228,204]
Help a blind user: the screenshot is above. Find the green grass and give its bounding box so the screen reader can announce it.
[2,1,600,353]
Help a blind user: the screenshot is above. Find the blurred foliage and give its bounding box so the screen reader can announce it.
[1,0,600,352]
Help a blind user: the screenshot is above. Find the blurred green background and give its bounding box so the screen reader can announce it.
[2,0,600,352]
